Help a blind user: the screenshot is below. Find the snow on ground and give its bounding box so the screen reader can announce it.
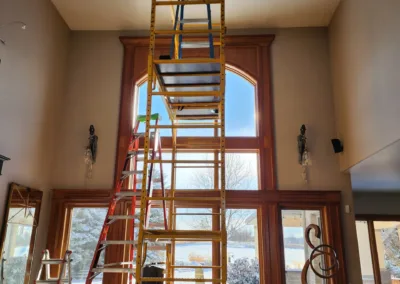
[71,243,304,283]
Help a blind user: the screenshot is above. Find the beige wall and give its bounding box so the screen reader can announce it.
[329,0,400,171]
[51,31,123,189]
[0,0,70,279]
[271,28,361,283]
[52,28,362,283]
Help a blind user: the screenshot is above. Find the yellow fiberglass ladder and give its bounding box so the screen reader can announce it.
[136,0,227,283]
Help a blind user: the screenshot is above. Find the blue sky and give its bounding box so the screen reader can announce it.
[136,70,256,137]
[135,71,259,190]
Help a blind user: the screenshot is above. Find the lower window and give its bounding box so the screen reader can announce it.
[356,218,400,284]
[281,209,322,284]
[68,207,107,284]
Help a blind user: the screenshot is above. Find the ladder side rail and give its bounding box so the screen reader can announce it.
[156,121,169,230]
[136,0,157,281]
[206,4,215,58]
[67,251,72,283]
[219,1,227,283]
[128,121,141,284]
[169,4,180,58]
[145,132,156,228]
[178,3,185,59]
[58,250,72,283]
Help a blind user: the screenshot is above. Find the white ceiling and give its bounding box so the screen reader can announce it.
[51,0,341,31]
[350,139,400,192]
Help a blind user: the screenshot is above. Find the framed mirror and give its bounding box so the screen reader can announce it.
[0,183,43,284]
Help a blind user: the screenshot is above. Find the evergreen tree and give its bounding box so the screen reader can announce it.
[69,208,107,279]
[227,258,259,284]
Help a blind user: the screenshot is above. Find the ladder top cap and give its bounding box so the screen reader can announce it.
[137,113,160,122]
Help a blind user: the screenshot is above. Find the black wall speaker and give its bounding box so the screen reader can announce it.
[331,139,343,153]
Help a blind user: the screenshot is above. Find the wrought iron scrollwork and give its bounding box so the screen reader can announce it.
[301,224,340,284]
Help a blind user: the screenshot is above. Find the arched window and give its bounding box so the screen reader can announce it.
[134,68,260,190]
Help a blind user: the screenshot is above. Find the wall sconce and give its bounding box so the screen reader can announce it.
[297,124,311,183]
[0,155,10,175]
[0,21,27,45]
[84,125,98,179]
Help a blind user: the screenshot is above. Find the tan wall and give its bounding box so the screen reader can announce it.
[329,0,400,171]
[52,28,362,283]
[0,0,70,279]
[51,31,123,189]
[271,28,361,283]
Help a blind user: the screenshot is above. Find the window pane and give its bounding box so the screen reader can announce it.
[169,152,259,191]
[227,209,260,284]
[2,208,35,284]
[174,208,213,283]
[226,71,256,137]
[69,208,107,284]
[373,221,400,284]
[136,70,257,138]
[281,210,323,284]
[355,221,375,283]
[137,83,172,137]
[225,153,258,190]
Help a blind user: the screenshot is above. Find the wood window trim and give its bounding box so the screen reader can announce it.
[116,35,276,191]
[356,215,400,284]
[46,189,346,284]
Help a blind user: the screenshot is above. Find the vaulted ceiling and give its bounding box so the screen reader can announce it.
[51,0,341,30]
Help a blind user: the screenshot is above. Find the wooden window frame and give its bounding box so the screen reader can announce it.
[116,35,276,191]
[356,215,400,284]
[47,189,347,284]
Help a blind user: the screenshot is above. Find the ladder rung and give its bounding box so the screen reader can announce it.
[166,83,220,88]
[122,170,143,176]
[181,41,210,48]
[41,259,64,265]
[152,91,220,97]
[156,0,222,5]
[92,267,135,273]
[148,160,221,164]
[154,58,220,65]
[101,240,137,245]
[108,215,137,220]
[155,29,221,35]
[180,18,209,24]
[36,281,69,284]
[175,166,220,169]
[150,124,221,129]
[140,277,222,282]
[162,71,220,77]
[171,265,222,269]
[172,213,221,216]
[146,197,221,201]
[115,191,141,197]
[170,102,220,107]
[127,150,144,156]
[143,230,222,240]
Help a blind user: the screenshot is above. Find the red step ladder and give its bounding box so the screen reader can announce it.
[86,114,167,284]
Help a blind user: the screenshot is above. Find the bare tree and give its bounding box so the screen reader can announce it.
[188,154,256,240]
[190,154,253,190]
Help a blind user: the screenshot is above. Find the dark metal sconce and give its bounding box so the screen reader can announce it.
[0,155,10,175]
[297,124,307,164]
